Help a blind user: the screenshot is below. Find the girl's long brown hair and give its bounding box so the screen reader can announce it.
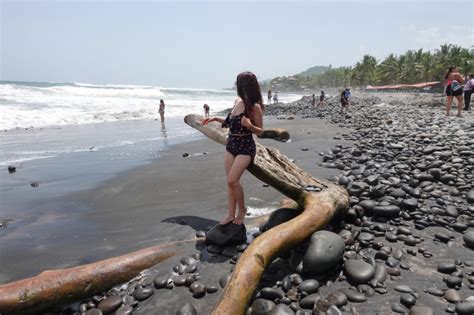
[236,72,264,117]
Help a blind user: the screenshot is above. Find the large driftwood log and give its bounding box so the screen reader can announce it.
[0,238,198,314]
[184,114,349,315]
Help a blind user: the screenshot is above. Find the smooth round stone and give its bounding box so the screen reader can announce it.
[426,287,444,297]
[133,287,154,301]
[262,208,302,231]
[340,289,366,303]
[177,303,198,315]
[386,233,398,242]
[402,198,419,210]
[400,293,416,307]
[298,279,319,294]
[219,274,231,288]
[466,190,474,204]
[394,285,413,293]
[251,299,276,315]
[268,303,295,315]
[444,289,461,303]
[260,287,284,300]
[404,236,417,246]
[463,231,474,249]
[372,205,401,218]
[456,301,474,315]
[446,276,462,287]
[438,262,457,274]
[409,306,434,315]
[115,305,133,315]
[207,286,218,293]
[299,293,320,309]
[372,265,387,285]
[153,276,168,289]
[326,291,347,307]
[344,260,375,284]
[173,276,187,286]
[303,231,345,275]
[358,232,374,243]
[97,295,122,314]
[189,282,206,298]
[185,263,197,273]
[85,309,103,315]
[359,200,377,212]
[391,302,406,313]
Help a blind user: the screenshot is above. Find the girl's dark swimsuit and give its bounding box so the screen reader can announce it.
[222,112,256,160]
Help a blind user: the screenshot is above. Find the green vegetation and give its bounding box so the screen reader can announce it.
[264,44,474,91]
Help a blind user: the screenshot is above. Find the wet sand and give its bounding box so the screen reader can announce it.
[0,117,349,284]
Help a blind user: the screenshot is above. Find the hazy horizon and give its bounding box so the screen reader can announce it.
[2,0,473,89]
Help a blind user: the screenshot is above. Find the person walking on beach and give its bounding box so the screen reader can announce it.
[340,88,351,112]
[444,66,464,117]
[318,90,326,108]
[158,99,165,122]
[463,74,474,111]
[267,89,272,105]
[203,103,210,117]
[202,72,264,225]
[311,94,316,107]
[273,91,279,104]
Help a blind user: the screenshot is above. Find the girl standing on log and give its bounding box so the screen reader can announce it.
[202,72,264,225]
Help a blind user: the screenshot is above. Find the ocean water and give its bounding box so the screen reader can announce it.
[0,81,302,167]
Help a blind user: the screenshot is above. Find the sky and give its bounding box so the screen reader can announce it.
[1,0,473,88]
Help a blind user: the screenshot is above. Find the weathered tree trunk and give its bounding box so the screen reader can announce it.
[0,238,198,314]
[184,114,349,315]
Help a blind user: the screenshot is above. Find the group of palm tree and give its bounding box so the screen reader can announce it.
[274,44,473,89]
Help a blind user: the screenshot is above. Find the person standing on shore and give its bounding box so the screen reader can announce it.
[203,103,210,117]
[463,74,474,111]
[267,89,272,105]
[311,94,316,107]
[340,88,351,112]
[318,90,326,108]
[158,99,165,122]
[444,66,464,117]
[202,72,264,225]
[273,91,279,104]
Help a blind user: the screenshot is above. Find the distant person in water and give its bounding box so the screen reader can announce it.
[444,66,464,117]
[203,103,210,117]
[463,74,474,111]
[267,89,272,105]
[340,88,351,112]
[202,71,264,225]
[318,90,326,108]
[158,99,165,122]
[273,91,279,104]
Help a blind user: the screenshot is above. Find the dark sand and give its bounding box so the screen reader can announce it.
[0,117,349,284]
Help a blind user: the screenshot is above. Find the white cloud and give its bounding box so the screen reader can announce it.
[403,24,474,50]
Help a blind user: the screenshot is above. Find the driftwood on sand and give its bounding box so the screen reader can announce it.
[0,114,348,315]
[184,114,349,315]
[0,239,198,314]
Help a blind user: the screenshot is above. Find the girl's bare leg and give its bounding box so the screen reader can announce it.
[227,155,252,225]
[455,95,463,117]
[221,151,236,225]
[446,96,453,116]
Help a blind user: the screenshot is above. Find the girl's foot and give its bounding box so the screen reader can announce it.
[233,209,247,225]
[456,113,463,118]
[220,215,235,225]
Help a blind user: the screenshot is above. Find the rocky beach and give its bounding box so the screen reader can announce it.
[2,92,474,315]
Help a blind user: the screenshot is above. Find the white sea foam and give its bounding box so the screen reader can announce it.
[0,82,302,130]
